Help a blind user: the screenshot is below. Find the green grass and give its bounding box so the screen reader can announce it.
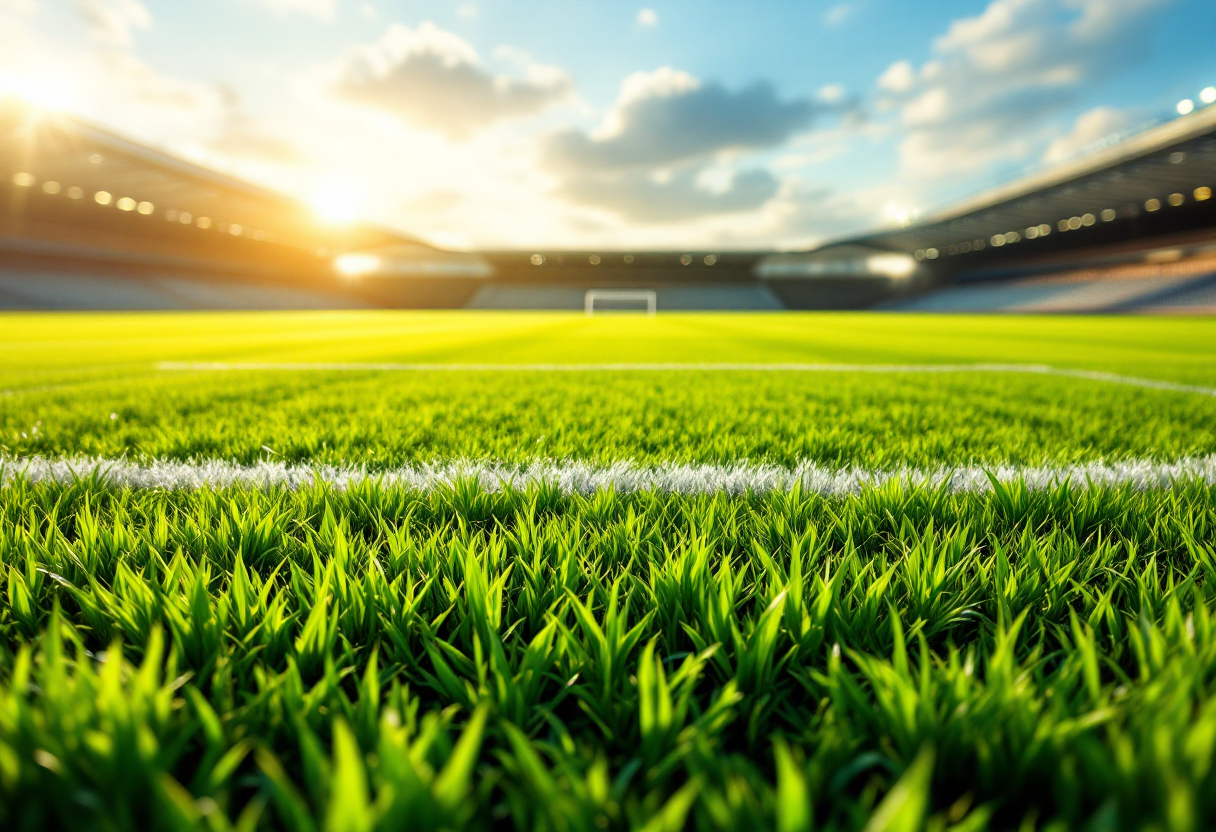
[9,367,1216,468]
[3,311,1216,831]
[3,312,1215,382]
[4,478,1216,831]
[3,312,1216,467]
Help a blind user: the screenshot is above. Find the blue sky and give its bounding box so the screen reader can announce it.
[1,0,1213,248]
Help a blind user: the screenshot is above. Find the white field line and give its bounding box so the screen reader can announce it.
[3,456,1215,496]
[155,362,1216,397]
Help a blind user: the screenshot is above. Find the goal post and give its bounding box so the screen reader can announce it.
[584,289,658,316]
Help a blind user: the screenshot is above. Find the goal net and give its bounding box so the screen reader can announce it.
[584,289,657,316]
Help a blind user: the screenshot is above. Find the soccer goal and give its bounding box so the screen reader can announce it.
[584,289,658,316]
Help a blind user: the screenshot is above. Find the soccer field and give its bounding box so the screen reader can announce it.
[3,312,1216,831]
[4,312,1216,468]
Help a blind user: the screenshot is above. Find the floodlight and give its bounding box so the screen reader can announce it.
[334,253,382,277]
[865,253,916,278]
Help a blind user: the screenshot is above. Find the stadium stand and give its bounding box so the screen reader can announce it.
[836,99,1216,313]
[371,103,1216,313]
[0,96,488,309]
[3,91,1215,311]
[465,251,781,311]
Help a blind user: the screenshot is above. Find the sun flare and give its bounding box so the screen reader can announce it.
[309,175,365,224]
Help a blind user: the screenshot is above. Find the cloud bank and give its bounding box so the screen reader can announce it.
[333,23,573,137]
[878,0,1172,177]
[547,68,815,171]
[1042,106,1133,163]
[244,0,336,20]
[544,68,819,221]
[556,167,781,222]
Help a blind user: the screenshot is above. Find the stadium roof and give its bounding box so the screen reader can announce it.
[850,103,1216,259]
[0,97,424,258]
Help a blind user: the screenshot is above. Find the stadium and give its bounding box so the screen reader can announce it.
[5,95,1216,314]
[3,3,1216,831]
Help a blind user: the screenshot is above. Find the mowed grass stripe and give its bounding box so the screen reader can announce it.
[7,312,1216,385]
[156,361,1216,396]
[5,454,1216,494]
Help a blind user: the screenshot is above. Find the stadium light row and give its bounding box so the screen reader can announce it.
[914,184,1212,261]
[527,252,721,267]
[1178,86,1216,115]
[7,168,329,253]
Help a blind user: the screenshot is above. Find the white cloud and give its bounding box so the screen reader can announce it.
[817,84,845,104]
[1042,106,1132,163]
[555,166,779,222]
[246,0,337,21]
[546,67,817,172]
[764,182,889,248]
[540,68,827,222]
[876,60,914,94]
[72,0,151,47]
[208,87,302,163]
[878,0,1173,178]
[457,4,478,20]
[824,3,855,25]
[637,8,658,27]
[0,0,224,147]
[331,22,573,137]
[0,0,35,52]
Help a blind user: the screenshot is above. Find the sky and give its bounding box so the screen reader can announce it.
[1,0,1213,250]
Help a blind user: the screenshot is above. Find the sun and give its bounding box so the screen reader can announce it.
[0,71,78,112]
[309,175,365,224]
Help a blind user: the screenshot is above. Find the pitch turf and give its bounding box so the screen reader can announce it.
[3,312,1216,467]
[2,311,1216,831]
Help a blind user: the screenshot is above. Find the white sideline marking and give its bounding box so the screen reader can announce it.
[158,361,1054,372]
[156,362,1216,397]
[3,456,1215,495]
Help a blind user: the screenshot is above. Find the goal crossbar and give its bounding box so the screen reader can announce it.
[584,289,657,316]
